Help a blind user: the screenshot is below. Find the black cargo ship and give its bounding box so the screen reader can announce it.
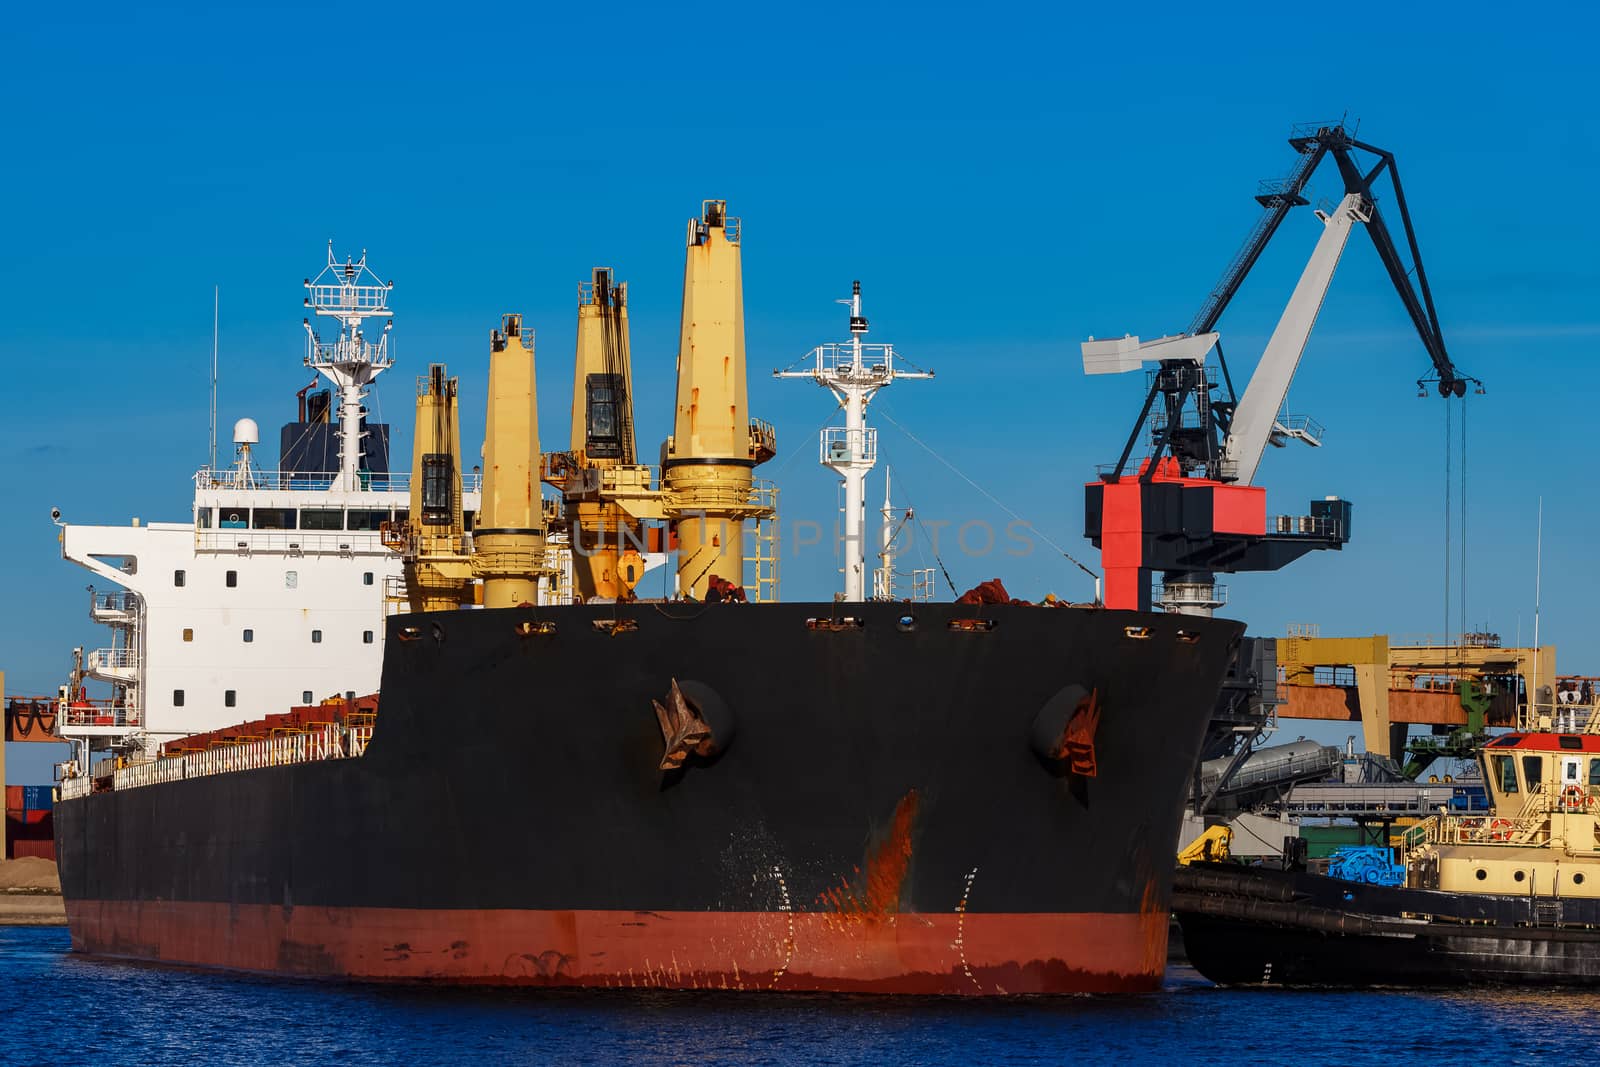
[58,601,1241,993]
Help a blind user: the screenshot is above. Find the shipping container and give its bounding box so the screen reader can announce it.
[21,785,51,810]
[20,809,52,826]
[7,838,56,862]
[3,785,21,811]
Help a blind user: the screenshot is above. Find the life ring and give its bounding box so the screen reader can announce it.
[1563,785,1586,812]
[1487,818,1513,842]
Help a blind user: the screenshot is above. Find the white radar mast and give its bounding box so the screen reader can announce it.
[776,282,932,601]
[303,243,394,490]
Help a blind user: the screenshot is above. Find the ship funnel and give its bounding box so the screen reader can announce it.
[662,200,774,599]
[477,314,551,608]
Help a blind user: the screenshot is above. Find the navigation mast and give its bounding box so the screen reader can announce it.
[776,283,932,601]
[303,243,394,490]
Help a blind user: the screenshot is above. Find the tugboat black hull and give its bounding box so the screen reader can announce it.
[1176,863,1600,987]
[57,602,1242,994]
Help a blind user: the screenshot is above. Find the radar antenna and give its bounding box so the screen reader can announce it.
[303,243,395,490]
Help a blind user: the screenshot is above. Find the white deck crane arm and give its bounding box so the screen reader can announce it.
[1222,191,1369,486]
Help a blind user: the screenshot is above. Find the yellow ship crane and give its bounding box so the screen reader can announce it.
[660,200,776,599]
[383,364,473,612]
[476,314,553,608]
[544,268,647,601]
[542,202,777,603]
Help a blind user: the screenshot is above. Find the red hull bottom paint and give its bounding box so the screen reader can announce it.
[67,902,1168,994]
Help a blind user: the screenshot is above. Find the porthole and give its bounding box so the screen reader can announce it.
[1475,869,1487,881]
[1576,873,1587,886]
[1514,870,1526,883]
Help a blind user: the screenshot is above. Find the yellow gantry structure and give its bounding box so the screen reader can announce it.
[476,314,552,608]
[388,364,474,613]
[1278,634,1558,756]
[660,200,775,599]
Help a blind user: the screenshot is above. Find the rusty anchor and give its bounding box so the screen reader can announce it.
[1058,688,1102,777]
[1029,685,1102,777]
[653,678,714,771]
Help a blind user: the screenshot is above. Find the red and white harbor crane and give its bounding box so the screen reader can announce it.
[1083,121,1481,615]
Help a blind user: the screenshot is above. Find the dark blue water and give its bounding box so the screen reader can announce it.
[2,925,1596,1065]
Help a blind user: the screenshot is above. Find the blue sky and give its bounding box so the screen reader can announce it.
[4,3,1598,779]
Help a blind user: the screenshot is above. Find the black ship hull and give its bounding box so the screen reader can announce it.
[1175,862,1600,987]
[57,602,1241,994]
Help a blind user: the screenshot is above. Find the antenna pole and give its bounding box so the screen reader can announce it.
[210,286,219,473]
[1532,496,1543,729]
[774,282,932,601]
[878,468,895,601]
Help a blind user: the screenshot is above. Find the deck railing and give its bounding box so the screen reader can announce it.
[108,723,373,793]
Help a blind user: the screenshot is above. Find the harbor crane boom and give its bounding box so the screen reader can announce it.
[1081,121,1480,615]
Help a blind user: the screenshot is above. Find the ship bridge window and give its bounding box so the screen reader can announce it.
[1521,755,1545,792]
[226,570,237,588]
[346,510,388,531]
[301,508,343,531]
[311,630,323,644]
[1589,759,1600,787]
[363,572,374,586]
[221,510,248,529]
[224,690,236,708]
[196,508,212,529]
[252,508,297,530]
[174,569,185,587]
[1491,754,1518,794]
[173,690,184,707]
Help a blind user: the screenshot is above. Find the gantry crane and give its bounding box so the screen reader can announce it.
[1082,121,1481,614]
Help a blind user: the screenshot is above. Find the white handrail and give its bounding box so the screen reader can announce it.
[110,723,375,793]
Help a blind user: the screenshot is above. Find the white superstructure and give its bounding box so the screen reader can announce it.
[55,246,479,763]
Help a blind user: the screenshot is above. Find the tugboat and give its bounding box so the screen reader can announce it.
[1176,686,1600,986]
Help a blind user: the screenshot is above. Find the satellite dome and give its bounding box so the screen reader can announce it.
[233,418,260,445]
